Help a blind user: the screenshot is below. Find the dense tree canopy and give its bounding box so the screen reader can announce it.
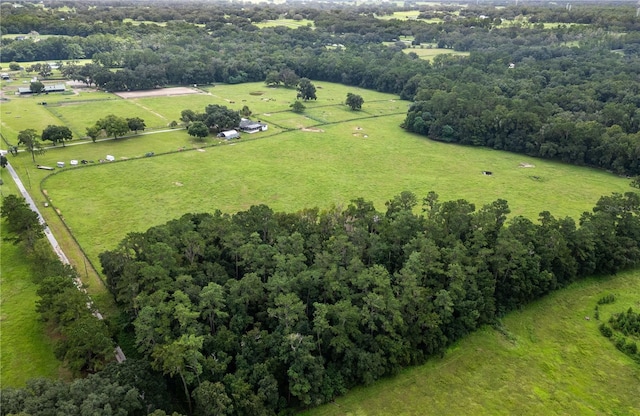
[41,125,73,147]
[127,117,146,133]
[96,114,130,139]
[345,93,364,111]
[3,2,640,174]
[99,191,640,414]
[187,121,209,139]
[296,78,317,101]
[17,128,45,162]
[4,3,640,414]
[0,194,43,249]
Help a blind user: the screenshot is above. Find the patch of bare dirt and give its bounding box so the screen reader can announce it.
[115,87,202,99]
[519,163,535,168]
[301,128,324,133]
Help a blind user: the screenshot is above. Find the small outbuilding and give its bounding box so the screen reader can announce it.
[17,84,66,95]
[70,160,78,166]
[57,161,65,168]
[217,129,240,140]
[239,118,268,134]
[106,155,115,161]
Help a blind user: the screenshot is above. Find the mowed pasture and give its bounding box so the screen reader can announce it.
[302,269,640,416]
[402,46,470,61]
[46,99,170,136]
[2,81,633,284]
[8,83,626,270]
[253,18,315,29]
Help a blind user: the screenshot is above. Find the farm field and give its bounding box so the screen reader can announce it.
[253,18,315,29]
[302,269,640,416]
[381,36,469,61]
[1,81,634,309]
[401,46,469,61]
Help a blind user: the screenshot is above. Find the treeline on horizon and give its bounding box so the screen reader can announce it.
[2,3,640,177]
[92,190,640,414]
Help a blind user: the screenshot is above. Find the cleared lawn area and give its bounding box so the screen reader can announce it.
[0,92,118,142]
[47,99,169,135]
[36,110,631,268]
[0,97,65,142]
[201,83,394,114]
[0,169,65,387]
[2,81,633,309]
[401,46,470,61]
[302,269,640,416]
[254,19,315,29]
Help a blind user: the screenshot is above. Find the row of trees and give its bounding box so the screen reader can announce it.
[0,192,186,414]
[402,78,640,176]
[0,361,175,416]
[86,115,146,141]
[0,195,114,375]
[5,4,640,174]
[13,116,146,163]
[98,190,640,414]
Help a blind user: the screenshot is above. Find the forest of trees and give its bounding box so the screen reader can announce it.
[2,2,640,415]
[94,190,640,414]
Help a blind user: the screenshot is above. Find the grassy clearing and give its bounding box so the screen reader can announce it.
[376,11,445,23]
[0,97,65,142]
[0,229,66,387]
[46,99,169,135]
[34,114,631,267]
[376,11,421,20]
[302,269,640,416]
[122,18,167,27]
[381,37,470,61]
[401,46,470,61]
[2,81,633,310]
[0,34,70,41]
[0,170,66,387]
[254,19,315,29]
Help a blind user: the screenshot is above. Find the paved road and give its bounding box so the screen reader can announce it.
[5,160,126,363]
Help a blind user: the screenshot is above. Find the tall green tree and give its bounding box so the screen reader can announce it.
[290,101,306,113]
[56,315,114,374]
[345,93,364,110]
[42,125,73,147]
[151,334,205,415]
[17,128,45,162]
[127,117,146,133]
[85,125,101,143]
[97,114,129,139]
[296,78,317,101]
[1,194,43,249]
[188,121,209,139]
[29,80,44,94]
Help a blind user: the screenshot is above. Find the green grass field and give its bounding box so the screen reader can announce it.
[382,36,469,61]
[2,81,632,271]
[254,18,315,29]
[302,269,640,416]
[1,79,638,406]
[401,46,470,61]
[33,127,631,268]
[0,169,66,388]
